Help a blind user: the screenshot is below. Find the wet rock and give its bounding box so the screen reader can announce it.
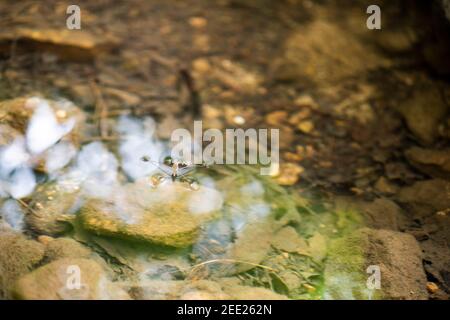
[265,111,287,127]
[308,232,327,263]
[426,281,439,294]
[79,182,222,248]
[271,226,308,254]
[397,179,450,214]
[11,258,130,300]
[0,28,120,62]
[225,221,273,274]
[44,238,92,262]
[131,279,287,300]
[405,147,450,179]
[0,230,45,299]
[374,177,399,195]
[272,20,391,84]
[374,27,418,53]
[26,183,81,236]
[396,85,448,145]
[324,228,427,300]
[275,163,304,186]
[180,280,229,300]
[222,284,288,300]
[359,198,405,231]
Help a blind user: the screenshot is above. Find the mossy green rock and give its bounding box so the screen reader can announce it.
[324,228,427,300]
[12,258,130,300]
[79,182,223,248]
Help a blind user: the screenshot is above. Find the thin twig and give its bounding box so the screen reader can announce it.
[189,258,277,274]
[90,80,109,139]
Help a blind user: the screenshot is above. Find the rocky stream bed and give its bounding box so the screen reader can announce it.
[0,0,449,300]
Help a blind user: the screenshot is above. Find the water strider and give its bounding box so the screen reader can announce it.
[141,155,208,190]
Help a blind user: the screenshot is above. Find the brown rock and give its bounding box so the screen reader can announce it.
[0,28,120,62]
[272,20,391,84]
[324,228,428,300]
[0,231,45,299]
[12,258,130,300]
[360,198,405,231]
[374,177,399,195]
[396,85,448,144]
[271,226,308,254]
[44,238,92,262]
[397,179,450,213]
[275,163,304,186]
[405,147,450,179]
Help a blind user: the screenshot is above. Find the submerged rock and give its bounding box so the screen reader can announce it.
[79,182,223,248]
[0,230,45,299]
[271,226,309,254]
[405,147,450,179]
[0,28,120,62]
[129,279,287,300]
[324,228,427,300]
[397,179,450,214]
[359,198,405,231]
[396,85,448,145]
[227,221,274,274]
[12,258,130,300]
[26,183,81,236]
[272,20,391,84]
[44,238,92,262]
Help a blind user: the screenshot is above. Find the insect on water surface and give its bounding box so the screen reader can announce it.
[141,155,208,190]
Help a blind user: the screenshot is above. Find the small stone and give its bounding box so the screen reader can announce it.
[192,58,211,74]
[37,235,54,245]
[294,95,318,109]
[189,17,208,28]
[233,115,246,125]
[374,177,399,195]
[275,163,304,186]
[297,120,314,134]
[265,111,287,127]
[426,282,439,294]
[288,109,311,125]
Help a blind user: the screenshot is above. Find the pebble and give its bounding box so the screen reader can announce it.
[189,17,208,29]
[37,235,54,245]
[426,282,439,294]
[275,163,304,186]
